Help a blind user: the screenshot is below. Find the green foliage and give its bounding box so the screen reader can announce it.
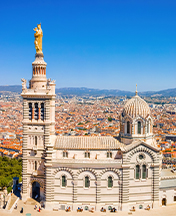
[78,128,86,130]
[19,176,22,183]
[78,122,83,125]
[7,186,12,194]
[0,156,22,192]
[0,178,8,188]
[108,117,112,122]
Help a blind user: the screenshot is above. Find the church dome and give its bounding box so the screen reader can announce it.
[122,94,150,119]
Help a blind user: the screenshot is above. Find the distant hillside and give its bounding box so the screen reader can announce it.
[55,87,134,96]
[1,85,176,97]
[155,88,176,97]
[0,85,22,93]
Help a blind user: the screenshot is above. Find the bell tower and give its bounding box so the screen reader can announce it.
[21,24,55,202]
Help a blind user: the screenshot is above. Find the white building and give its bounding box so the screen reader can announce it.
[21,41,176,212]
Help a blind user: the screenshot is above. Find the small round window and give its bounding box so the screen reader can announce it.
[139,154,144,160]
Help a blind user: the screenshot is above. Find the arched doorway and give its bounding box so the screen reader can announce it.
[162,198,166,206]
[32,182,40,200]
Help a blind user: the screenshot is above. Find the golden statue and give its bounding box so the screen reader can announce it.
[33,24,43,53]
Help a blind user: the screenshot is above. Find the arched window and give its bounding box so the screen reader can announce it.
[138,121,141,134]
[41,103,44,120]
[29,103,32,120]
[107,151,112,158]
[142,164,147,179]
[108,176,113,188]
[62,175,67,187]
[35,136,37,146]
[85,151,90,158]
[35,161,37,171]
[85,176,90,188]
[127,121,130,134]
[34,103,38,120]
[135,165,140,179]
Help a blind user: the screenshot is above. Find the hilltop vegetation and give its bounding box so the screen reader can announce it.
[0,156,22,193]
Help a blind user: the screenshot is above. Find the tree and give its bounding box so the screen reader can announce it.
[0,178,8,188]
[108,117,112,122]
[0,156,22,192]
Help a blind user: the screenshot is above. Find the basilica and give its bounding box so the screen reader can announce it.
[21,25,176,211]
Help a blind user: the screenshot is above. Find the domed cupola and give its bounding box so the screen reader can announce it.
[120,85,153,145]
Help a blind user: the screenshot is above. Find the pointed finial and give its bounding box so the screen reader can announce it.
[135,84,138,95]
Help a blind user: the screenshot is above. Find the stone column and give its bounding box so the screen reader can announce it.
[50,98,55,136]
[152,164,160,208]
[132,124,134,135]
[145,122,147,134]
[23,101,28,120]
[22,135,28,190]
[44,99,53,210]
[121,165,130,211]
[72,175,78,211]
[38,103,41,120]
[96,176,101,203]
[96,176,101,211]
[22,100,29,201]
[45,164,53,209]
[119,175,123,211]
[22,124,28,200]
[73,176,77,203]
[32,103,34,120]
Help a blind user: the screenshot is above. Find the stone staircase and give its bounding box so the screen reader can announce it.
[6,193,18,210]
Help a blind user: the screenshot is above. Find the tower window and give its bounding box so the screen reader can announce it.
[29,103,32,120]
[62,175,67,187]
[107,151,112,158]
[35,161,37,171]
[138,121,141,134]
[35,136,37,146]
[85,151,90,158]
[127,121,130,134]
[34,103,39,120]
[63,151,68,158]
[41,103,44,120]
[108,176,113,188]
[135,165,140,179]
[85,176,90,188]
[142,164,147,179]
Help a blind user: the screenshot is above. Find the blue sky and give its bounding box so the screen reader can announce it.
[0,0,176,91]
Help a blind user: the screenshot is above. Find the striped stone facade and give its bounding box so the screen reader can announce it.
[21,51,164,212]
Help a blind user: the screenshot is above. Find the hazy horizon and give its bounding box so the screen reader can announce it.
[0,84,176,93]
